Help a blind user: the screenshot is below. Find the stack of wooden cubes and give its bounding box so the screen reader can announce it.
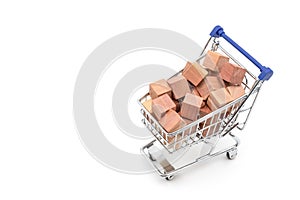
[142,50,247,142]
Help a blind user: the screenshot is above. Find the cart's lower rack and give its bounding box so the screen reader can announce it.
[141,132,240,181]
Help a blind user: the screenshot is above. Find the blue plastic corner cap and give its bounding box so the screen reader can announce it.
[258,67,273,81]
[210,25,225,38]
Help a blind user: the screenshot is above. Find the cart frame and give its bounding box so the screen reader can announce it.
[139,26,273,180]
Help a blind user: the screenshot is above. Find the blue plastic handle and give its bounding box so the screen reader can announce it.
[210,25,273,81]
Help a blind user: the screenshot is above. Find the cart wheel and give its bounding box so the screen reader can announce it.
[165,175,174,181]
[226,149,237,160]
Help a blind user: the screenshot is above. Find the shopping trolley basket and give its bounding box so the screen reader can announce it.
[139,25,273,180]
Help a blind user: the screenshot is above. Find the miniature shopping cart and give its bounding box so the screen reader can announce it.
[139,25,273,180]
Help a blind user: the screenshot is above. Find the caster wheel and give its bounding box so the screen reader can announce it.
[226,149,237,160]
[165,175,174,181]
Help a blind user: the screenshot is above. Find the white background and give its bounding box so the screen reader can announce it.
[1,1,299,199]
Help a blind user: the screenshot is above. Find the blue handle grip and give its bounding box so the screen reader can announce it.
[210,25,273,81]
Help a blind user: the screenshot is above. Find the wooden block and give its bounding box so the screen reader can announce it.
[159,109,182,133]
[165,117,195,149]
[173,118,189,136]
[142,99,152,114]
[165,132,182,144]
[167,75,191,100]
[191,88,206,107]
[200,105,211,117]
[191,87,206,107]
[199,107,221,137]
[207,97,219,111]
[164,118,187,144]
[149,79,172,99]
[207,95,230,119]
[209,88,233,108]
[227,85,245,100]
[152,94,176,120]
[142,99,153,123]
[182,117,192,125]
[224,80,237,87]
[178,118,187,130]
[182,61,208,86]
[180,93,203,121]
[182,118,197,134]
[219,62,246,85]
[202,122,221,137]
[202,50,229,72]
[226,85,245,117]
[167,133,183,150]
[196,75,225,100]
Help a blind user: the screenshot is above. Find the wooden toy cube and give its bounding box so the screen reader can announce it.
[199,106,222,137]
[202,122,221,137]
[207,93,232,120]
[190,88,205,107]
[180,93,203,121]
[209,87,233,109]
[171,118,190,137]
[142,99,152,114]
[206,96,219,111]
[219,62,246,85]
[142,98,153,123]
[167,133,183,150]
[149,79,172,99]
[182,117,197,135]
[159,109,182,133]
[182,61,208,86]
[152,94,176,120]
[200,105,212,117]
[202,50,229,72]
[167,75,191,100]
[226,85,246,116]
[196,75,225,100]
[227,85,245,100]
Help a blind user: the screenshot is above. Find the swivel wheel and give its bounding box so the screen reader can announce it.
[165,175,174,181]
[226,149,237,160]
